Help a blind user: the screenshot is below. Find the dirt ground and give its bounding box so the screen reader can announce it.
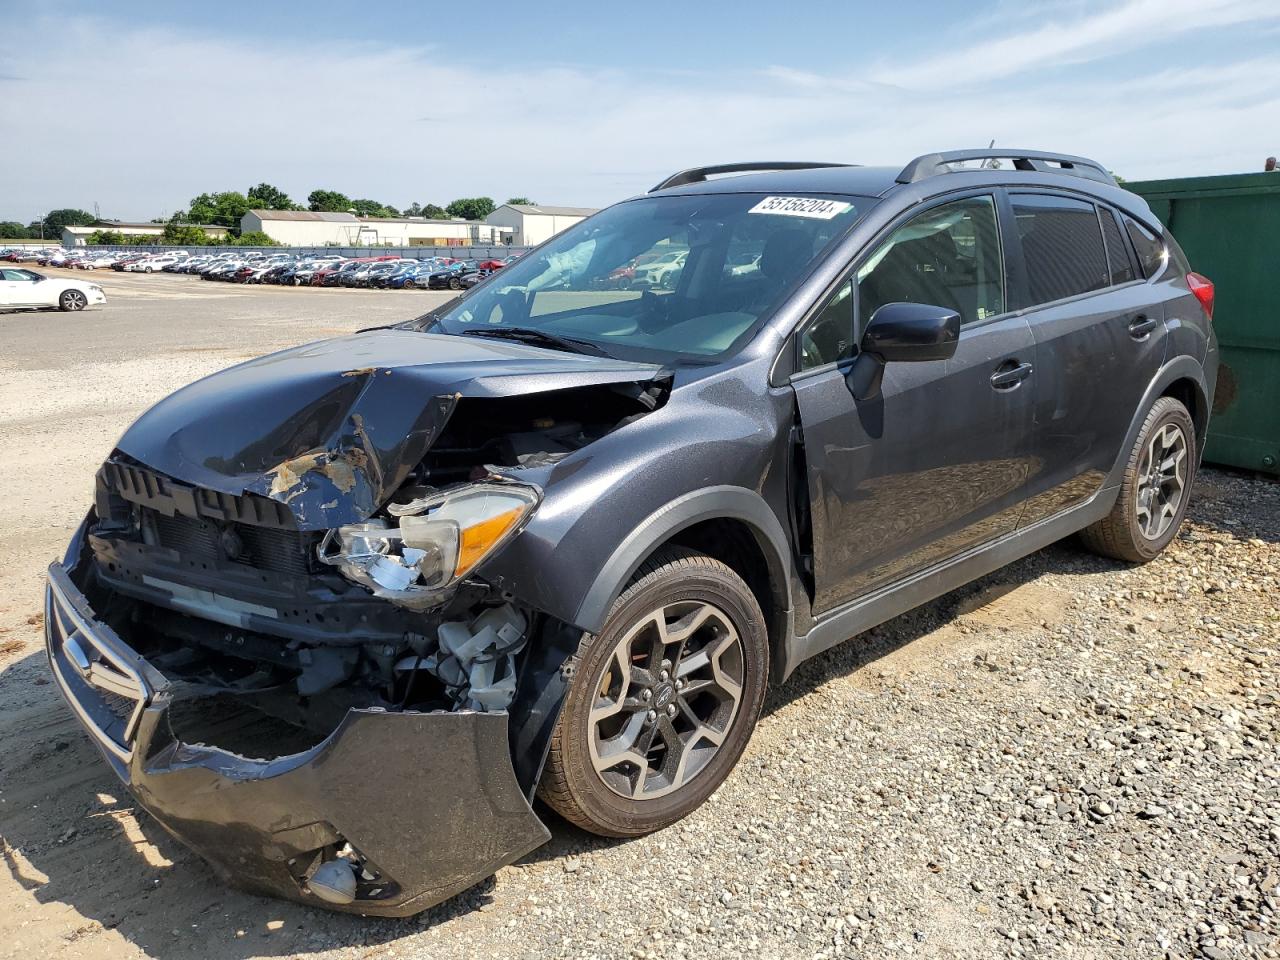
[1,270,1276,960]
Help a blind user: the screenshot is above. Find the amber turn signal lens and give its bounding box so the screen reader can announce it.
[455,506,525,578]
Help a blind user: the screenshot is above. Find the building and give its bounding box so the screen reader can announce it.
[62,220,229,246]
[484,204,598,247]
[240,210,513,247]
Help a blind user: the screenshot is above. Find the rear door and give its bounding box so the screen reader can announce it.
[789,193,1039,614]
[1003,192,1168,526]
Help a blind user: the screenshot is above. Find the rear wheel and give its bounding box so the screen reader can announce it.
[1079,396,1196,562]
[449,276,462,290]
[402,279,415,289]
[59,289,87,311]
[539,547,768,837]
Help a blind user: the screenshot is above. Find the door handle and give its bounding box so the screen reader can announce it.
[990,361,1033,390]
[1128,315,1159,339]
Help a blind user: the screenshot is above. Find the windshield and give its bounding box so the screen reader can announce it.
[425,192,867,362]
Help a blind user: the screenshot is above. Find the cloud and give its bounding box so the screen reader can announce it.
[868,0,1280,87]
[1,5,1277,222]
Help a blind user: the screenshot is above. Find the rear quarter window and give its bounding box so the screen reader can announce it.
[1123,216,1169,278]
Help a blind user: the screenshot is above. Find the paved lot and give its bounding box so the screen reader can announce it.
[0,275,1276,960]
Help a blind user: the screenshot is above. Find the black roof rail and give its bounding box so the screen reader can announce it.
[649,161,852,193]
[895,149,1116,187]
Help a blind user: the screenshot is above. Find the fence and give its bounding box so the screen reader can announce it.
[75,244,531,260]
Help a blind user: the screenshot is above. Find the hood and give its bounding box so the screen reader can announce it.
[116,329,661,529]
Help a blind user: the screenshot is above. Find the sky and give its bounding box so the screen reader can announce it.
[2,0,1279,224]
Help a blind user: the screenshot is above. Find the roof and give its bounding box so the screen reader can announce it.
[247,209,359,222]
[500,204,599,218]
[355,216,469,225]
[63,222,226,234]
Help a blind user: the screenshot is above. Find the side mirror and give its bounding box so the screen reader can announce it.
[846,302,961,400]
[862,302,960,362]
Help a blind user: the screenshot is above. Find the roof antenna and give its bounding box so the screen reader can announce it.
[981,140,1001,170]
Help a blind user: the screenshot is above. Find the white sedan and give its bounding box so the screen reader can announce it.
[0,268,107,311]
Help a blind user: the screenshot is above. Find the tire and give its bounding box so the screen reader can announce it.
[144,266,153,273]
[449,276,462,290]
[402,279,415,289]
[1079,396,1196,563]
[539,547,768,837]
[59,289,87,311]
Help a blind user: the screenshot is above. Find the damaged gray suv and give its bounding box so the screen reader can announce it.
[46,150,1218,916]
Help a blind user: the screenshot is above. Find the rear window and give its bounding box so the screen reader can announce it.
[1123,216,1168,278]
[1099,208,1137,285]
[1011,194,1109,306]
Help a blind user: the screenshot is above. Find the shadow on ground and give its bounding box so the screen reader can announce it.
[3,475,1269,957]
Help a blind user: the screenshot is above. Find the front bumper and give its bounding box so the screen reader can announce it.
[44,560,551,917]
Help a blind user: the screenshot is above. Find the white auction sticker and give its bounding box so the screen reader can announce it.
[748,196,852,220]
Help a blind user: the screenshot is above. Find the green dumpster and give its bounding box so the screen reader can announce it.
[1126,172,1280,475]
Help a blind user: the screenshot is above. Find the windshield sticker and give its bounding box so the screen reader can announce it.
[748,196,852,220]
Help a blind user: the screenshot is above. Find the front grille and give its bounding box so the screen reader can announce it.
[147,510,318,577]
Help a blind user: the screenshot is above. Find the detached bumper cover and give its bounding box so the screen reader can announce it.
[44,561,551,917]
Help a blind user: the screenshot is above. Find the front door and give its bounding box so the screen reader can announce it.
[789,194,1039,614]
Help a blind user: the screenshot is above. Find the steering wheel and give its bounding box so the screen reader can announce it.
[636,289,670,334]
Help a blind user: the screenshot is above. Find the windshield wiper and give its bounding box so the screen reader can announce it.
[458,326,614,358]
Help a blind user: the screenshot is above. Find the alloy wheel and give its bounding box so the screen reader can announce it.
[1135,422,1187,540]
[589,600,744,800]
[62,291,87,311]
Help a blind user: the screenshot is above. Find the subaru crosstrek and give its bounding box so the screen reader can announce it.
[45,149,1218,915]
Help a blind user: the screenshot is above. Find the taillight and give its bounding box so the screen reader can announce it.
[1187,272,1214,320]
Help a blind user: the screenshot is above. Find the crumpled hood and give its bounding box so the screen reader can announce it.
[115,329,660,529]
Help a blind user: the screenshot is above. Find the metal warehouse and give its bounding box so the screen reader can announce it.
[241,210,513,247]
[484,204,598,246]
[62,221,229,246]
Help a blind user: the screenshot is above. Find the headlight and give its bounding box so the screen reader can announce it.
[318,482,539,606]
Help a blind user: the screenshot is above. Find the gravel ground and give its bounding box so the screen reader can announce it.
[1,272,1276,960]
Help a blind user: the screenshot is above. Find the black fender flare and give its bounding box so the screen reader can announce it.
[572,485,794,635]
[1105,354,1213,488]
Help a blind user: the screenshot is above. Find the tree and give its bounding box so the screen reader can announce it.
[308,189,353,213]
[246,183,298,210]
[445,197,495,221]
[162,222,215,246]
[38,208,96,239]
[183,192,253,231]
[0,221,30,239]
[350,198,399,218]
[421,203,447,219]
[505,197,535,206]
[227,230,280,247]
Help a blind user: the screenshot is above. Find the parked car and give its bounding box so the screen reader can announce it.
[43,150,1218,917]
[0,267,106,311]
[425,260,477,290]
[631,249,687,289]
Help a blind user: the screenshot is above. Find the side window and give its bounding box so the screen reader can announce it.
[1099,207,1137,285]
[799,279,853,371]
[856,195,1004,327]
[1011,194,1109,305]
[1123,216,1168,279]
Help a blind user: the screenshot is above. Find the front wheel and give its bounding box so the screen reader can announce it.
[1079,396,1196,563]
[59,289,88,311]
[539,547,768,837]
[449,276,462,290]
